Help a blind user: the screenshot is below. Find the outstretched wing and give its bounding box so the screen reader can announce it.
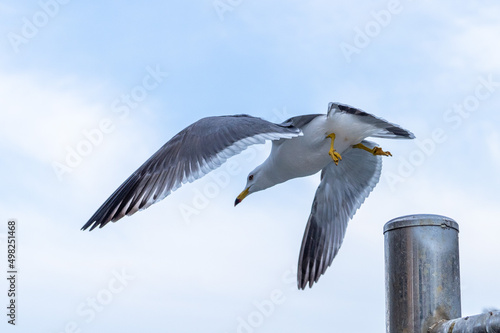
[82,115,301,231]
[329,102,415,139]
[297,140,382,289]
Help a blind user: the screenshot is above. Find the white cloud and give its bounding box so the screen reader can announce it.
[0,73,108,163]
[451,23,500,73]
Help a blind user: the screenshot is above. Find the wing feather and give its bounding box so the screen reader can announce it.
[82,115,301,231]
[328,102,415,139]
[297,140,383,289]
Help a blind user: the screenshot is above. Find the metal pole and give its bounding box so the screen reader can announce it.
[429,311,500,333]
[384,214,461,333]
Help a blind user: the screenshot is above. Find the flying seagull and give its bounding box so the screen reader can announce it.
[82,102,414,289]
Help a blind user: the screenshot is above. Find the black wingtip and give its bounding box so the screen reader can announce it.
[80,222,91,232]
[297,280,308,290]
[81,220,97,231]
[387,126,416,139]
[81,216,113,231]
[297,272,318,290]
[336,103,370,116]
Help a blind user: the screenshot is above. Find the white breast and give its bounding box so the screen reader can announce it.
[262,113,375,184]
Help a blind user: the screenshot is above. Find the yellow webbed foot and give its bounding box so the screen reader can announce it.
[353,143,392,157]
[327,133,342,165]
[372,147,392,157]
[329,149,342,165]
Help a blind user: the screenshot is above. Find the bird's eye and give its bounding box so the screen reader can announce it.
[248,175,254,181]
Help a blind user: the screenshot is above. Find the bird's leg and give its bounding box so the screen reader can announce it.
[353,143,392,157]
[327,133,342,165]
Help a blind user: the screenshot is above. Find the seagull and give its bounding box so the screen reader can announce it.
[82,102,414,289]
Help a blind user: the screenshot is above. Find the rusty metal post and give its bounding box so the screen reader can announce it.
[384,214,461,333]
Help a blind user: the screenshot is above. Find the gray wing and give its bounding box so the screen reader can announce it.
[297,140,382,289]
[82,115,301,231]
[329,102,415,139]
[281,114,322,128]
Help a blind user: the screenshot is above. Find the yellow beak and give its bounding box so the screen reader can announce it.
[234,187,250,206]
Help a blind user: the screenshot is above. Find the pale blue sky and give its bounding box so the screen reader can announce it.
[1,1,500,332]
